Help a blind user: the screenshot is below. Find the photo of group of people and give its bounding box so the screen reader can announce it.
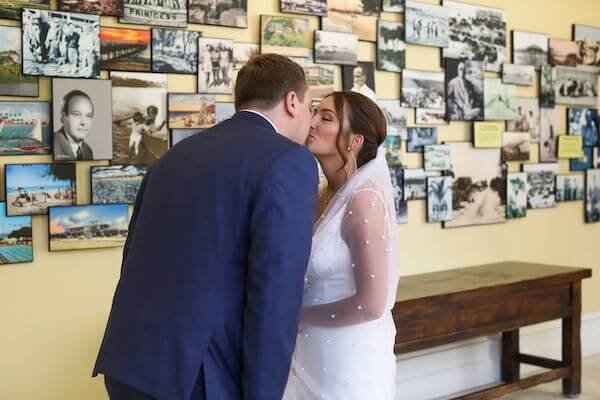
[197,37,233,94]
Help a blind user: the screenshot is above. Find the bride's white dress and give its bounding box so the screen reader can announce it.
[284,149,401,400]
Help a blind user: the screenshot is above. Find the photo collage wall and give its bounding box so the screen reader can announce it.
[0,0,599,265]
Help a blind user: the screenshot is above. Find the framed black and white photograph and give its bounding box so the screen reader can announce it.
[342,62,376,101]
[522,163,558,209]
[168,93,216,129]
[233,42,259,69]
[0,25,39,97]
[389,165,408,224]
[322,0,379,42]
[556,174,584,202]
[280,0,326,16]
[540,65,556,108]
[0,202,33,265]
[573,24,600,71]
[377,100,407,138]
[151,29,200,74]
[548,38,581,67]
[100,27,151,72]
[1,0,49,20]
[585,169,600,223]
[512,30,548,70]
[304,64,335,99]
[502,64,535,86]
[5,163,76,216]
[52,78,112,161]
[405,1,448,48]
[382,0,403,13]
[0,101,51,156]
[570,146,593,172]
[261,15,311,58]
[540,108,559,163]
[111,71,169,166]
[407,127,437,152]
[427,176,452,223]
[376,20,405,73]
[502,131,530,162]
[120,0,187,28]
[383,135,402,166]
[443,142,506,228]
[416,107,447,126]
[197,37,234,94]
[401,69,445,110]
[404,168,440,201]
[555,66,598,107]
[506,98,540,143]
[189,0,248,28]
[424,144,451,171]
[445,58,483,121]
[22,9,100,78]
[568,108,599,147]
[314,30,358,66]
[484,78,517,121]
[170,129,203,147]
[506,172,527,219]
[57,0,123,16]
[91,164,147,205]
[443,0,506,72]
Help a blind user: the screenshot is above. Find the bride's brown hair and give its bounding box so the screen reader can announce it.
[326,91,387,170]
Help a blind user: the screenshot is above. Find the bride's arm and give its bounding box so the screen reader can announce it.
[300,188,390,328]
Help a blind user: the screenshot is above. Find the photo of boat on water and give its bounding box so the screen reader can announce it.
[0,102,51,156]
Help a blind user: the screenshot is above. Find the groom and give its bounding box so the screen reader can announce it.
[93,54,319,400]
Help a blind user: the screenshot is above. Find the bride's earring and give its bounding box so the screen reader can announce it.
[347,146,351,151]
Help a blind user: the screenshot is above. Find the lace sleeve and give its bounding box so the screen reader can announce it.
[300,188,390,328]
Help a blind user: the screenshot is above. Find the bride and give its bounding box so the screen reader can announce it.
[284,91,401,399]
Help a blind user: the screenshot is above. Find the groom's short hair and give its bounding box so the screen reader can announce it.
[235,54,308,111]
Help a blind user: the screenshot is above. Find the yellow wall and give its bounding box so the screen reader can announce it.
[0,0,599,399]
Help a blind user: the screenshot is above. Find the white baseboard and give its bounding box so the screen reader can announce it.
[394,312,600,400]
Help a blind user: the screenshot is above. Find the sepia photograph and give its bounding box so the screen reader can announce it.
[1,0,49,20]
[0,25,38,97]
[585,169,600,223]
[49,204,129,251]
[540,65,556,108]
[261,15,311,58]
[568,107,599,147]
[502,131,530,162]
[168,93,216,129]
[506,172,527,219]
[401,69,445,110]
[100,27,151,72]
[445,58,483,121]
[512,30,548,70]
[522,163,558,209]
[280,0,326,16]
[91,164,147,205]
[57,0,123,16]
[443,142,506,228]
[556,174,584,202]
[570,146,593,172]
[427,176,452,223]
[5,163,76,216]
[573,24,600,71]
[548,38,581,67]
[540,107,559,162]
[314,30,358,66]
[377,100,407,138]
[233,42,258,69]
[443,0,506,72]
[555,65,598,107]
[189,0,247,28]
[111,71,169,166]
[376,20,405,72]
[120,0,187,28]
[304,64,335,99]
[502,63,534,86]
[383,135,402,166]
[424,144,451,171]
[0,101,51,156]
[506,97,540,143]
[322,0,379,42]
[407,127,437,152]
[197,37,234,94]
[0,202,33,265]
[382,0,403,13]
[152,28,200,74]
[342,62,376,101]
[484,78,517,120]
[404,168,440,201]
[52,78,113,161]
[22,9,100,78]
[405,1,448,48]
[416,106,447,125]
[389,165,408,224]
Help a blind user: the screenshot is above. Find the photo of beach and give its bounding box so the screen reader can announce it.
[168,94,216,129]
[91,165,147,205]
[0,101,51,156]
[0,202,32,265]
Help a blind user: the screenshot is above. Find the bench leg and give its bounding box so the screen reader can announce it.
[502,329,520,382]
[562,281,582,397]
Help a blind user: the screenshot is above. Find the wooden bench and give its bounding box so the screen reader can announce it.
[392,261,592,399]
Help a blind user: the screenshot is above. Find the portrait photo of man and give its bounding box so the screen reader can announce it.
[342,62,376,101]
[54,90,95,161]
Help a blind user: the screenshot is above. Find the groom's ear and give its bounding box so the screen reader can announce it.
[283,90,300,117]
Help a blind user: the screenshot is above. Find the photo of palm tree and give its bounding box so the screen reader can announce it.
[427,176,452,223]
[377,20,405,72]
[506,172,527,219]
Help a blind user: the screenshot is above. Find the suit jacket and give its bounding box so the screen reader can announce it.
[53,128,94,161]
[93,111,319,400]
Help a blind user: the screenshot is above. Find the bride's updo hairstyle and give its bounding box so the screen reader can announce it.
[327,91,387,170]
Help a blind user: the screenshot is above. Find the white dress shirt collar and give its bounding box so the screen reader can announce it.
[238,109,278,133]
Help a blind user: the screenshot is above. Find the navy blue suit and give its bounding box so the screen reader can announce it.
[93,111,319,400]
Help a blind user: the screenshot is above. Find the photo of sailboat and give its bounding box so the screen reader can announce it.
[0,101,51,155]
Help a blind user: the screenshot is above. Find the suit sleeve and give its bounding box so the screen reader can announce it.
[242,145,319,400]
[121,166,151,272]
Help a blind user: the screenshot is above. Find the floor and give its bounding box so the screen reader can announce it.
[502,354,600,399]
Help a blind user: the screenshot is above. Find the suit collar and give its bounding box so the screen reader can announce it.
[232,110,278,134]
